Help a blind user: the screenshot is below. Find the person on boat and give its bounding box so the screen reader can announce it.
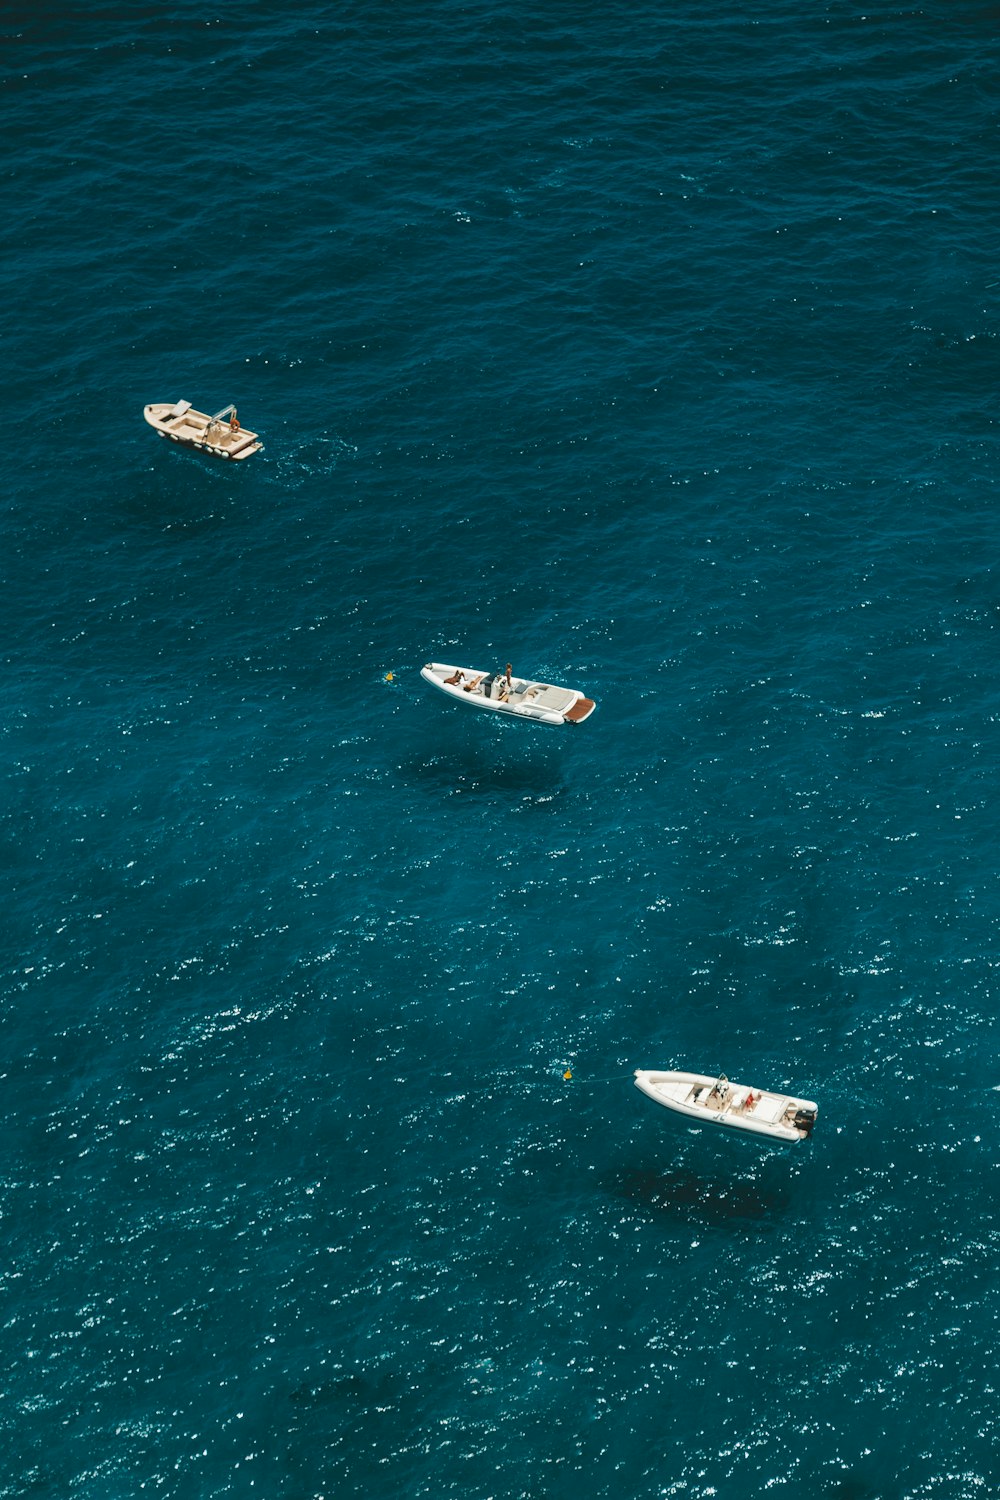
[498,663,513,700]
[229,409,240,434]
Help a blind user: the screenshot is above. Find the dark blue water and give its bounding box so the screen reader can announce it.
[4,3,1000,1495]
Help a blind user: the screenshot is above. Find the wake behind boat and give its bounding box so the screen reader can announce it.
[143,400,263,460]
[421,662,596,726]
[634,1069,818,1143]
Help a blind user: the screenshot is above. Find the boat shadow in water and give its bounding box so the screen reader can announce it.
[289,1369,404,1409]
[403,746,571,805]
[824,1482,883,1500]
[605,1164,792,1227]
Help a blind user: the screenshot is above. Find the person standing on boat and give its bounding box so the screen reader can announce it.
[229,409,240,434]
[500,663,513,700]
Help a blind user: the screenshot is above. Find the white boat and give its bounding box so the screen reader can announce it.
[143,400,263,460]
[420,661,596,726]
[633,1069,818,1143]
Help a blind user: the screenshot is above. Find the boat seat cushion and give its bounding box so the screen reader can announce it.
[532,685,575,711]
[662,1082,691,1103]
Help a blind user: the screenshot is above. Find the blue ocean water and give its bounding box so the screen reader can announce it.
[3,2,1000,1495]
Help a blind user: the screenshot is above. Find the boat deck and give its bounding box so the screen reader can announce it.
[164,411,258,456]
[565,697,596,722]
[703,1091,793,1124]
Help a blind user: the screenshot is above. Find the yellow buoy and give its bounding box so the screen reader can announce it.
[563,1069,572,1081]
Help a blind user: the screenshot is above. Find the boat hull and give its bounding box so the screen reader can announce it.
[421,662,595,726]
[634,1069,818,1143]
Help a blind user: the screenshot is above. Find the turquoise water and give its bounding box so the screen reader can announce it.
[3,4,1000,1496]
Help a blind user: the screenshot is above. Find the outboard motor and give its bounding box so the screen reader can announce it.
[792,1108,817,1136]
